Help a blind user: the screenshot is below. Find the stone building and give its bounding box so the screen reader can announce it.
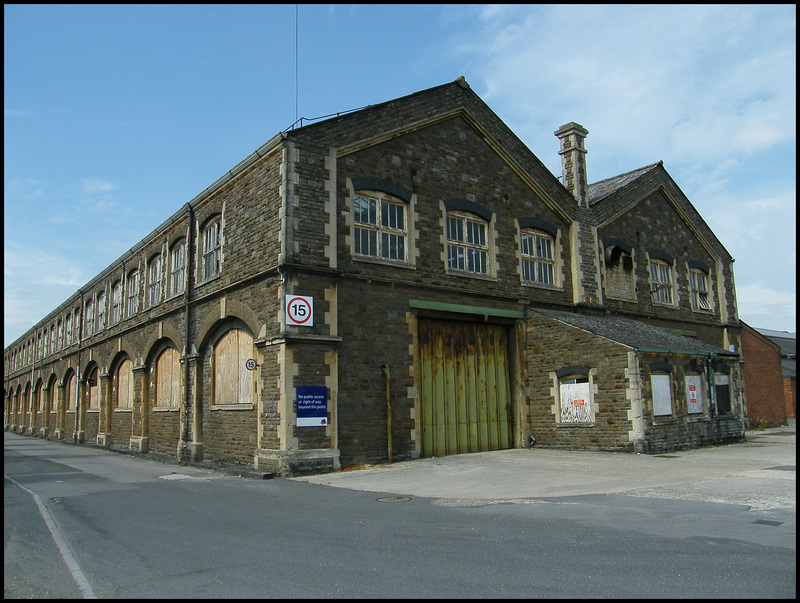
[4,78,745,475]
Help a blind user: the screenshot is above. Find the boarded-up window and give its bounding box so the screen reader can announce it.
[715,373,731,414]
[88,368,100,410]
[685,373,704,414]
[213,329,254,406]
[66,373,76,411]
[155,348,181,408]
[559,377,592,423]
[651,373,672,416]
[604,244,636,300]
[117,359,133,409]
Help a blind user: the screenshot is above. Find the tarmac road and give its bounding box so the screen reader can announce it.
[294,423,796,511]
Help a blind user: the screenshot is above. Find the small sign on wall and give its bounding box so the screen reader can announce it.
[296,386,328,427]
[286,295,314,326]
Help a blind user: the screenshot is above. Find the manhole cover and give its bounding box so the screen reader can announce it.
[376,496,411,503]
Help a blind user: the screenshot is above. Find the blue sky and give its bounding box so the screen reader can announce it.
[4,4,796,347]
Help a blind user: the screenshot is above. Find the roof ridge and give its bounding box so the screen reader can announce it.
[588,161,662,188]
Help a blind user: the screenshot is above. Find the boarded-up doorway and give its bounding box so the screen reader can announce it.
[419,319,512,457]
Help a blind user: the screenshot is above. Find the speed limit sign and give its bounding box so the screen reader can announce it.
[245,359,257,371]
[286,295,313,326]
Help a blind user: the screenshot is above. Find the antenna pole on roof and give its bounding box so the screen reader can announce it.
[295,4,299,123]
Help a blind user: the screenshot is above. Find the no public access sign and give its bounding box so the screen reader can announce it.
[286,295,314,326]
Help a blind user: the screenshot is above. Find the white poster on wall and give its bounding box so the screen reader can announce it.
[560,381,592,423]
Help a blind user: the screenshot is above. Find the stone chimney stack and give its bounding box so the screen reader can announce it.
[555,122,589,207]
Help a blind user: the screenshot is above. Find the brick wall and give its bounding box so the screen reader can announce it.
[740,324,787,427]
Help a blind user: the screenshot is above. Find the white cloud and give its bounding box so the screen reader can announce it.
[4,178,47,202]
[81,177,118,196]
[3,245,89,345]
[3,108,33,117]
[4,245,85,288]
[465,4,795,176]
[736,282,797,328]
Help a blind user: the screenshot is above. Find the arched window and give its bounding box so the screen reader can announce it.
[87,367,100,411]
[649,255,674,305]
[212,329,254,406]
[201,217,222,280]
[148,254,162,307]
[66,372,77,412]
[97,291,106,331]
[116,359,134,409]
[155,348,181,408]
[65,314,73,346]
[111,281,122,324]
[521,229,555,285]
[170,239,186,296]
[603,240,635,300]
[34,381,43,413]
[126,270,139,317]
[689,267,712,311]
[85,299,94,337]
[446,212,488,275]
[48,379,57,415]
[353,192,407,261]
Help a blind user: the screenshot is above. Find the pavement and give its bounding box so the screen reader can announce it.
[293,422,796,510]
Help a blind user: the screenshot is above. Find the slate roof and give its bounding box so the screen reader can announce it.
[587,162,662,206]
[529,307,736,356]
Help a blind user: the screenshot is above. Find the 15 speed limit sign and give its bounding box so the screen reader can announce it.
[286,295,313,326]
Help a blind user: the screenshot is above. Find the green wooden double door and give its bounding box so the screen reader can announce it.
[419,319,512,457]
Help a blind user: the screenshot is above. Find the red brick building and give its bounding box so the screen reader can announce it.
[740,322,788,427]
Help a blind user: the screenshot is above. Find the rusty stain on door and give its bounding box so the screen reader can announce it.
[419,319,511,457]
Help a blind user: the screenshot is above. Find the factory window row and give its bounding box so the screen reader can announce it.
[351,188,560,288]
[602,240,715,313]
[350,186,716,311]
[8,214,222,368]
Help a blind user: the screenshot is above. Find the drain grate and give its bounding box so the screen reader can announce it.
[376,496,411,503]
[764,465,795,472]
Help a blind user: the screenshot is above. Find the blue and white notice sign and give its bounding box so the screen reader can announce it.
[296,386,328,427]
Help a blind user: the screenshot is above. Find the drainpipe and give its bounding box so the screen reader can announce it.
[180,203,193,460]
[29,360,35,433]
[76,289,84,442]
[381,365,392,463]
[706,355,717,442]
